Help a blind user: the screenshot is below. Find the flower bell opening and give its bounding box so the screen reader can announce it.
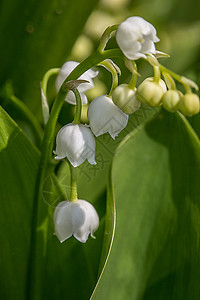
[87,95,129,139]
[53,199,99,243]
[54,123,96,167]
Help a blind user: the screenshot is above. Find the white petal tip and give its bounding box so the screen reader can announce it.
[110,134,117,140]
[54,156,64,160]
[74,235,88,243]
[88,159,97,165]
[70,162,80,168]
[56,235,71,243]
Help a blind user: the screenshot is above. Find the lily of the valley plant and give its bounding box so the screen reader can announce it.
[40,16,199,244]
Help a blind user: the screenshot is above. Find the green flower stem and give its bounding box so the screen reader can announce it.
[26,48,123,300]
[183,85,192,94]
[41,68,60,124]
[73,89,82,124]
[159,64,198,91]
[147,55,198,91]
[153,65,161,83]
[98,25,119,53]
[42,68,60,96]
[162,72,177,90]
[69,163,78,201]
[99,60,119,96]
[159,65,182,83]
[10,94,43,145]
[128,61,138,89]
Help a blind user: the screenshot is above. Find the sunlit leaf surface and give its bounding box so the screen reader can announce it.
[92,110,200,300]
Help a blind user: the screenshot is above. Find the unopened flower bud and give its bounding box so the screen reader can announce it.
[54,199,99,243]
[112,84,141,114]
[178,93,200,116]
[162,90,182,112]
[136,77,166,107]
[87,95,129,139]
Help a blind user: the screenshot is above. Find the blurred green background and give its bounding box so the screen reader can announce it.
[0,0,200,299]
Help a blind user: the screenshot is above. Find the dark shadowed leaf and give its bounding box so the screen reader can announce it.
[0,107,40,299]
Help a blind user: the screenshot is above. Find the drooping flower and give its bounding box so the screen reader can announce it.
[54,199,99,243]
[116,16,159,61]
[87,95,129,139]
[112,84,141,114]
[54,123,96,167]
[55,61,98,105]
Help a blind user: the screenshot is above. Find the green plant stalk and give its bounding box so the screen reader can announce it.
[153,65,161,83]
[128,61,138,90]
[98,25,119,52]
[99,60,119,96]
[159,64,198,92]
[69,163,78,201]
[41,68,60,124]
[162,72,177,90]
[26,48,123,300]
[42,68,60,97]
[159,64,183,83]
[147,55,198,92]
[71,88,82,201]
[73,89,82,124]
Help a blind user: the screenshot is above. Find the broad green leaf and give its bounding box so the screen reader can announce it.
[0,106,40,299]
[189,113,200,140]
[0,106,104,300]
[91,110,200,300]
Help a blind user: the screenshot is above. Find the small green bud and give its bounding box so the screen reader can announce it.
[178,93,200,116]
[136,77,166,107]
[112,84,141,114]
[162,90,182,112]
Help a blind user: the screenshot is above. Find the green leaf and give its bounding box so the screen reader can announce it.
[0,106,40,299]
[0,106,103,300]
[91,110,200,300]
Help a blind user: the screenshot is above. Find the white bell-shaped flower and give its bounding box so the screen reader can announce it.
[54,199,99,243]
[54,123,96,167]
[55,61,98,105]
[87,95,129,139]
[116,16,159,60]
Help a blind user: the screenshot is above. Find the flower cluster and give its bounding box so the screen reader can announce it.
[136,77,199,116]
[50,16,199,244]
